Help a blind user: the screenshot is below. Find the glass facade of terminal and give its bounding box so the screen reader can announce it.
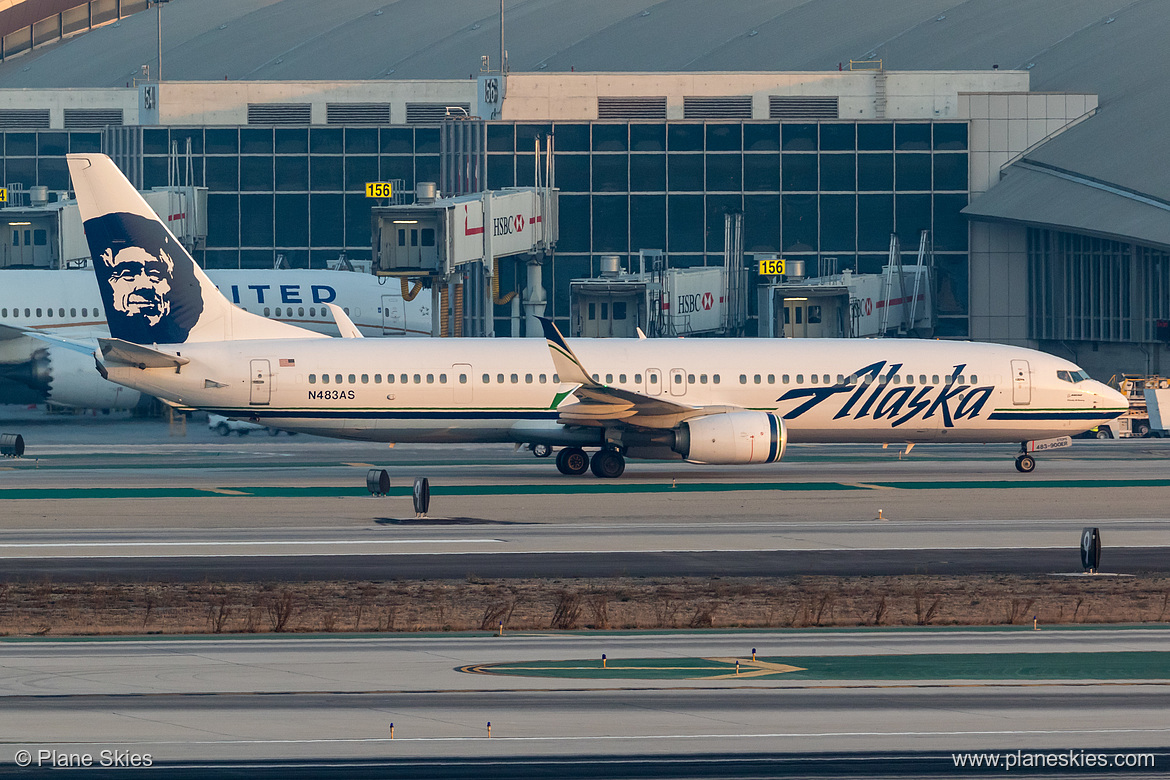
[0,121,970,335]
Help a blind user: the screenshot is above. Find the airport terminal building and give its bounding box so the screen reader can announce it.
[0,0,1167,380]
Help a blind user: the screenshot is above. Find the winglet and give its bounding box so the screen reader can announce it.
[537,316,595,386]
[635,327,647,340]
[325,303,364,338]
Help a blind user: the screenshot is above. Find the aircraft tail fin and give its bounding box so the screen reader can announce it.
[67,153,324,345]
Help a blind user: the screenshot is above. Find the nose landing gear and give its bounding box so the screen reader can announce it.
[1014,453,1036,473]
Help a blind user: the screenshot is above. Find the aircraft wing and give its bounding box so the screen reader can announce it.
[0,323,98,355]
[538,317,740,429]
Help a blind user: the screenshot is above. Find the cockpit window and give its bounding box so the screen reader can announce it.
[1057,369,1091,383]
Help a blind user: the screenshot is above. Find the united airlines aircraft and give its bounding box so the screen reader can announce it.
[60,154,1127,476]
[0,265,427,409]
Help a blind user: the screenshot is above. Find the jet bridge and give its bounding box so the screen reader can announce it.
[371,184,557,337]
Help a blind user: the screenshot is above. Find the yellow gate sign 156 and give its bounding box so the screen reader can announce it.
[757,257,785,276]
[365,182,393,198]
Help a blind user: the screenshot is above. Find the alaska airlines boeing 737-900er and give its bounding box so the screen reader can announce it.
[52,153,1126,477]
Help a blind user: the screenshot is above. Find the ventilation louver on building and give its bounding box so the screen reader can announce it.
[326,103,391,124]
[682,96,752,120]
[768,96,839,120]
[598,96,667,120]
[247,103,312,125]
[0,109,50,129]
[406,103,471,123]
[63,109,124,128]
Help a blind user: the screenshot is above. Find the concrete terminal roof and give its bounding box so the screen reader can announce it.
[0,0,1167,227]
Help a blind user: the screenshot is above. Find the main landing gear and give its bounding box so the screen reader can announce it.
[554,447,625,478]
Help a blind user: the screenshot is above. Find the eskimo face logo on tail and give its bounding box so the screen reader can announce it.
[86,212,203,344]
[777,360,995,428]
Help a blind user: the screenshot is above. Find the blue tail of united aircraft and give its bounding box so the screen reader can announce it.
[67,153,322,346]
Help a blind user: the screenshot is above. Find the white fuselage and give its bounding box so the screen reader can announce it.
[0,269,428,408]
[103,336,1127,453]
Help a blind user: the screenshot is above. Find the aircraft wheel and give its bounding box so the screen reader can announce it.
[556,447,589,476]
[590,449,626,479]
[531,443,552,458]
[1015,454,1036,473]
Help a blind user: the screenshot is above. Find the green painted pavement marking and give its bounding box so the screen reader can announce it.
[5,477,1170,500]
[467,651,1170,681]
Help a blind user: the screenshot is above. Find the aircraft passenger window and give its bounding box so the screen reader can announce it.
[811,374,819,384]
[460,374,468,384]
[72,308,78,317]
[58,308,64,317]
[613,302,627,320]
[957,375,965,384]
[971,374,979,383]
[768,374,775,384]
[387,374,395,383]
[24,309,30,317]
[46,309,52,318]
[483,374,490,383]
[440,374,447,383]
[932,375,939,384]
[674,374,682,384]
[837,375,845,384]
[688,374,695,383]
[298,307,305,316]
[361,374,369,384]
[1,309,5,317]
[413,374,421,383]
[264,307,271,316]
[540,374,547,383]
[36,308,42,317]
[700,374,708,384]
[526,374,533,383]
[796,374,803,384]
[510,373,518,383]
[309,307,316,317]
[892,375,900,384]
[82,308,87,316]
[944,375,953,383]
[619,374,627,383]
[588,303,596,321]
[553,374,560,382]
[400,374,408,383]
[920,374,927,384]
[713,374,720,384]
[592,373,600,381]
[336,374,343,384]
[606,374,613,383]
[497,374,504,383]
[754,375,761,384]
[322,374,330,384]
[309,374,316,384]
[823,374,830,384]
[739,374,747,384]
[344,307,350,315]
[427,374,434,384]
[375,375,382,383]
[346,374,355,384]
[649,374,658,384]
[634,374,641,383]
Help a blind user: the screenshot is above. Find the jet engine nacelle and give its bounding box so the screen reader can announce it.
[672,410,787,465]
[23,346,143,410]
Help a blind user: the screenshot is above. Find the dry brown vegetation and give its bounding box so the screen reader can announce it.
[0,575,1167,637]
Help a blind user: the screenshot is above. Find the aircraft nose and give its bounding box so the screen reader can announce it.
[1101,383,1128,408]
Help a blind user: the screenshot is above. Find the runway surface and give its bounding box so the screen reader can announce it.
[1,415,1169,579]
[1,629,1167,774]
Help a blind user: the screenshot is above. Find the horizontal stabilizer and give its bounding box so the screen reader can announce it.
[98,338,190,369]
[0,323,97,355]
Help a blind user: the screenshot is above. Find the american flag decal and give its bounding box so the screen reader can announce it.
[280,358,295,367]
